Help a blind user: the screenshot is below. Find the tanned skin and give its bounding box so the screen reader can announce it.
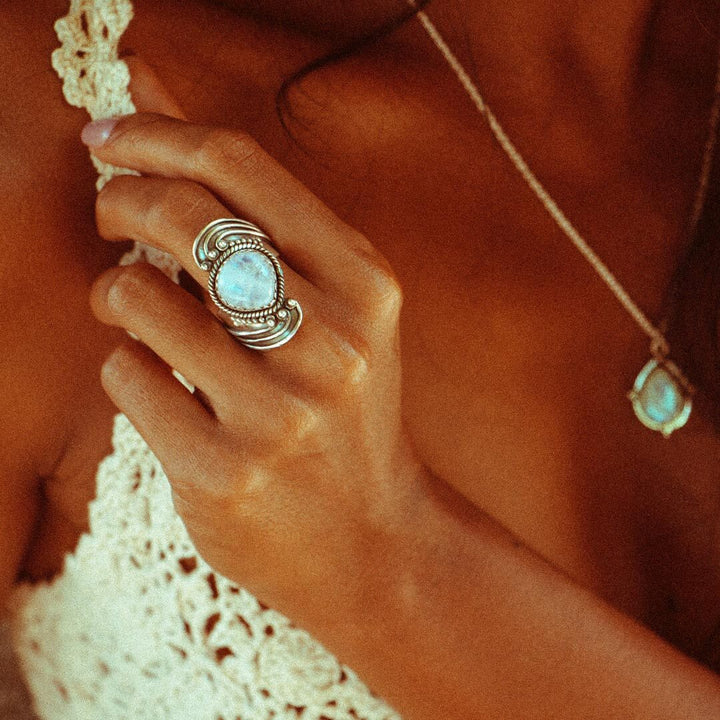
[3,0,720,717]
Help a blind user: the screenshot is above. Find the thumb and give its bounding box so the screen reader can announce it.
[122,52,187,120]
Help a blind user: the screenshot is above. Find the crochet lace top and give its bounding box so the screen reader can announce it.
[8,2,400,718]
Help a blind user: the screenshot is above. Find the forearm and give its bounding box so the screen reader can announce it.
[317,469,720,720]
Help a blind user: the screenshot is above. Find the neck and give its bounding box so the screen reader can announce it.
[137,0,717,107]
[477,0,651,101]
[424,0,716,121]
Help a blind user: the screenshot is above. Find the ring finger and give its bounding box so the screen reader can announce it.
[95,174,360,394]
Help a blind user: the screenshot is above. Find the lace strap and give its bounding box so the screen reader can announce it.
[52,0,181,280]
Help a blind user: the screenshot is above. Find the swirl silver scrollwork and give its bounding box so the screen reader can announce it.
[193,218,302,350]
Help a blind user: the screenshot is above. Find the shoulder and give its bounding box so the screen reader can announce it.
[0,0,127,478]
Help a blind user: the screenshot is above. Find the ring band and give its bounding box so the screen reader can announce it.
[192,218,302,350]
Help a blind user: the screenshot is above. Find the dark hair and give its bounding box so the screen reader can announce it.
[668,164,720,427]
[277,1,720,429]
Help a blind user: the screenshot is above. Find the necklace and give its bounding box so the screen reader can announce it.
[411,4,720,437]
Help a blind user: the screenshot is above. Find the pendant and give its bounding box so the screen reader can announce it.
[627,354,693,438]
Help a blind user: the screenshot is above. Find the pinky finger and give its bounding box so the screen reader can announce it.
[101,339,220,481]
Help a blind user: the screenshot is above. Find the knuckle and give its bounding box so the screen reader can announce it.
[361,255,404,319]
[150,180,209,235]
[236,464,273,502]
[194,128,262,175]
[377,276,404,318]
[169,429,231,497]
[334,340,371,394]
[279,398,320,446]
[143,181,183,234]
[161,178,204,210]
[144,193,171,238]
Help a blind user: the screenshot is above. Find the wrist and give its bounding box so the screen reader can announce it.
[318,460,450,664]
[312,461,487,718]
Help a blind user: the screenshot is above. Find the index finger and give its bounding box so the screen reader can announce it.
[81,112,384,304]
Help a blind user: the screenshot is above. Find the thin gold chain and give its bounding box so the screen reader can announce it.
[412,5,720,360]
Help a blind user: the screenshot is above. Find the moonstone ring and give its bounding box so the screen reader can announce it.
[192,218,302,350]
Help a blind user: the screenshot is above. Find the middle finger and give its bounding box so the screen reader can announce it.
[97,173,315,298]
[86,112,377,306]
[96,174,362,393]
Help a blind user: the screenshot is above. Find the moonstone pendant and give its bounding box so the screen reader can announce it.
[214,249,278,312]
[628,357,693,437]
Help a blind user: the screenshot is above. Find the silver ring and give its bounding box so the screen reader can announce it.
[192,218,302,350]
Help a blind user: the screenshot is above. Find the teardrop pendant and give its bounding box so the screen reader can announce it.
[628,354,693,437]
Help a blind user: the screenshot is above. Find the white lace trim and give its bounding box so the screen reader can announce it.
[13,417,397,719]
[51,0,181,280]
[9,2,400,718]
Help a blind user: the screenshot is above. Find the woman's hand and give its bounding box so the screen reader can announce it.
[83,88,426,631]
[76,59,720,720]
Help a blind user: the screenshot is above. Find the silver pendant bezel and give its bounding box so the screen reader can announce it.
[628,358,693,438]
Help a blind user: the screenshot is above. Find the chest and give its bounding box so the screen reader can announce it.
[264,94,720,654]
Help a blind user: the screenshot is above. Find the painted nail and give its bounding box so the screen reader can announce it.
[80,117,122,147]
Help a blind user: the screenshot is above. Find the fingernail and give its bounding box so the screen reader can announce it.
[100,345,132,391]
[91,266,122,309]
[81,117,122,147]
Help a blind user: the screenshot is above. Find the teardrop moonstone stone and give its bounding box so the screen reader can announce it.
[215,250,278,312]
[635,365,684,424]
